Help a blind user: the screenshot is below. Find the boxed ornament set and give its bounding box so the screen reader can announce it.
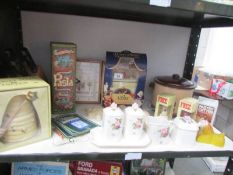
[0,77,51,152]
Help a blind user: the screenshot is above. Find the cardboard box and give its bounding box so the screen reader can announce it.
[69,161,123,175]
[177,98,198,119]
[130,159,166,175]
[217,81,233,99]
[192,66,233,90]
[12,161,69,175]
[203,157,228,173]
[154,94,176,120]
[0,76,51,152]
[103,51,147,107]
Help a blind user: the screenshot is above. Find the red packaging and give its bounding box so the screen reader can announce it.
[70,161,123,175]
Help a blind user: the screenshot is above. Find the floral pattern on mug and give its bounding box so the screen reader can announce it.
[160,128,169,137]
[133,118,143,129]
[112,118,122,130]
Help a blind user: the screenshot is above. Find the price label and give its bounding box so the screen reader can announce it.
[125,153,142,160]
[114,73,124,80]
[150,0,171,7]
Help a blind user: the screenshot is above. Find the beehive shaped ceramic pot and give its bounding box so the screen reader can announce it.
[0,91,41,143]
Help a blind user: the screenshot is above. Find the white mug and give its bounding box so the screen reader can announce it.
[147,116,171,144]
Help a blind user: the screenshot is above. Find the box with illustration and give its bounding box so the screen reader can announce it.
[51,42,76,114]
[0,77,51,152]
[103,51,147,107]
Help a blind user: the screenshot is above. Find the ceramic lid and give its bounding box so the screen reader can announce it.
[125,103,144,117]
[155,74,195,89]
[173,117,198,131]
[103,103,124,117]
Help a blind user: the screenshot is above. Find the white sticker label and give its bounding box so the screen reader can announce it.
[125,153,142,160]
[114,73,124,80]
[150,0,171,7]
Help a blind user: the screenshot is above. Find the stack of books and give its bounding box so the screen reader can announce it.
[52,113,98,139]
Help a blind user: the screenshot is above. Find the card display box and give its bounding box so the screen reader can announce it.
[0,77,51,152]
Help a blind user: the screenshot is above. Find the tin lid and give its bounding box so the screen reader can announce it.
[125,103,144,117]
[155,74,195,89]
[173,117,198,131]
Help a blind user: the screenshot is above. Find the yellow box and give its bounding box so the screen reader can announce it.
[0,76,51,152]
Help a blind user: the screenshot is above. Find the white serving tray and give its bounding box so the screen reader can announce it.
[90,127,151,148]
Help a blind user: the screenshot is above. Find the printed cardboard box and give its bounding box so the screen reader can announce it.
[130,159,166,175]
[154,94,176,120]
[103,51,147,107]
[192,66,233,90]
[0,77,51,152]
[69,160,123,175]
[12,162,69,175]
[177,98,198,119]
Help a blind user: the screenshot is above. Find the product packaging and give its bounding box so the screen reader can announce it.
[217,81,233,99]
[51,42,76,114]
[196,96,219,124]
[12,162,69,175]
[0,77,51,152]
[69,160,123,175]
[130,159,166,175]
[103,51,147,107]
[154,94,176,120]
[177,97,198,119]
[192,66,233,90]
[203,157,228,173]
[209,79,226,95]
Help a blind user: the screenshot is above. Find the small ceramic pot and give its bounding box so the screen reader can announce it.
[102,103,124,141]
[124,103,144,140]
